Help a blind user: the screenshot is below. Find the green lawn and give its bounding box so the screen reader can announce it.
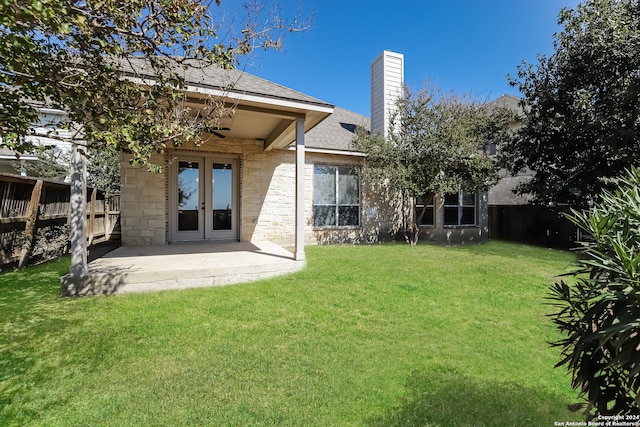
[1,241,580,426]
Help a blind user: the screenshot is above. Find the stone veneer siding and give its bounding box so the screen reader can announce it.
[120,139,310,247]
[120,152,166,245]
[120,139,488,247]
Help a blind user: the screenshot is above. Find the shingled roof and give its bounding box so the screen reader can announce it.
[121,57,333,109]
[305,106,369,153]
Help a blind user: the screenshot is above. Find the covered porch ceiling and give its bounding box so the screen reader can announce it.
[184,92,333,151]
[120,58,334,150]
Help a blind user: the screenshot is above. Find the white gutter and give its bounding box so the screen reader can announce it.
[126,76,334,114]
[0,155,39,160]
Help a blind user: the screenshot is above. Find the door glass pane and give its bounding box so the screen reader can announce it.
[178,161,199,231]
[212,163,232,230]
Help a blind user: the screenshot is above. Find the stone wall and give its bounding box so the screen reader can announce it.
[241,148,297,245]
[119,140,488,247]
[120,152,166,245]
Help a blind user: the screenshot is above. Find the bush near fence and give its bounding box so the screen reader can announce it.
[0,173,120,269]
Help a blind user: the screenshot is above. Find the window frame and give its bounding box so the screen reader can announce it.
[415,194,435,227]
[313,164,361,228]
[443,190,478,227]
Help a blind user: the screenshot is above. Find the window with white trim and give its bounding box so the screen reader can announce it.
[415,194,435,226]
[313,165,360,227]
[444,191,477,226]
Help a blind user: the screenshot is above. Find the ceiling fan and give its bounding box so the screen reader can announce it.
[203,126,230,138]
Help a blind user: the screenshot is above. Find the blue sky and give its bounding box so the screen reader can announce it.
[233,0,581,117]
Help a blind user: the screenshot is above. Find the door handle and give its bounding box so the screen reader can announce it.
[201,201,205,210]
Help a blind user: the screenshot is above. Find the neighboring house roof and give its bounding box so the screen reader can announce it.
[488,172,534,206]
[0,147,38,160]
[489,94,526,115]
[305,107,369,153]
[0,147,20,159]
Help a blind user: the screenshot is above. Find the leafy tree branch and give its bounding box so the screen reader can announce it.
[353,83,515,245]
[0,0,309,170]
[501,0,640,207]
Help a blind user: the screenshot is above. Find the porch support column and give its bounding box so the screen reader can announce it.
[62,140,89,296]
[294,117,306,261]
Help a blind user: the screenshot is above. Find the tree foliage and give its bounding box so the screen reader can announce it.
[13,144,121,197]
[0,0,305,170]
[502,0,640,207]
[12,150,69,182]
[352,84,515,245]
[86,144,120,198]
[549,167,640,418]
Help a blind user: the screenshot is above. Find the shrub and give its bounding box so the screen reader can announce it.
[549,167,640,417]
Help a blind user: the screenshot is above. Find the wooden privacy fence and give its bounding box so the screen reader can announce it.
[0,173,120,268]
[488,205,579,249]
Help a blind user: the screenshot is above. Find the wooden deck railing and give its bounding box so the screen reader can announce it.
[0,173,120,268]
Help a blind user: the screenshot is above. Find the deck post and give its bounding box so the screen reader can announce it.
[87,187,97,246]
[17,179,43,268]
[294,117,306,261]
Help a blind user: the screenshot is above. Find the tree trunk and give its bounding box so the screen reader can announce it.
[408,222,419,246]
[408,193,434,246]
[402,190,421,246]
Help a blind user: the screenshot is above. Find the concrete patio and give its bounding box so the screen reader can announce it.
[61,241,305,296]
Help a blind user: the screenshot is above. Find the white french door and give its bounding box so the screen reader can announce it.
[169,156,238,242]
